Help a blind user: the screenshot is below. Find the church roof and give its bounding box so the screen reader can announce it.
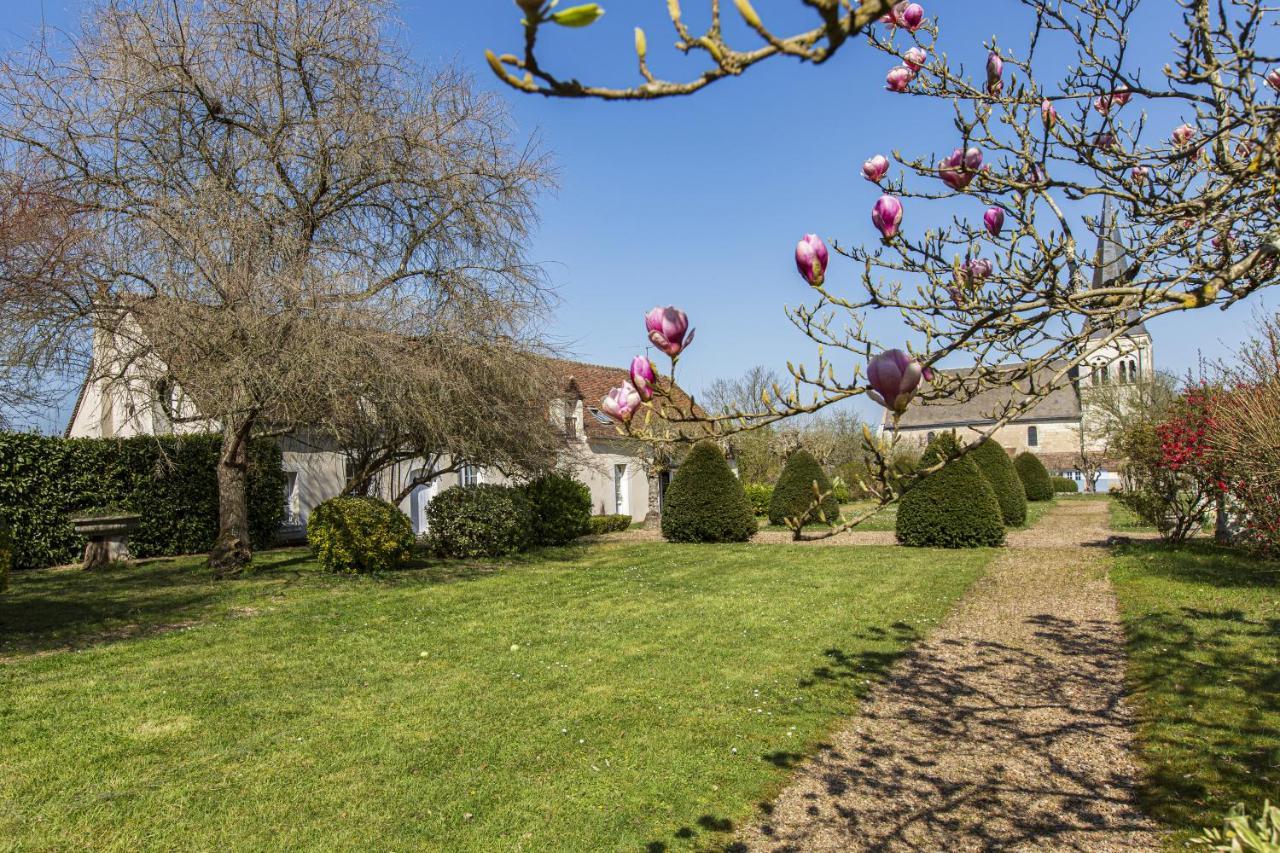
[885,362,1082,430]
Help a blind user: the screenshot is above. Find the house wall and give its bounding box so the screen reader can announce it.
[889,418,1086,457]
[577,442,650,520]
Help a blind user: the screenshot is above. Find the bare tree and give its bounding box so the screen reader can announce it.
[0,0,553,571]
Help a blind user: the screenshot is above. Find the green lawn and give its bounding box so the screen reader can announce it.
[1109,497,1157,532]
[1110,541,1280,845]
[757,498,1057,535]
[0,541,990,851]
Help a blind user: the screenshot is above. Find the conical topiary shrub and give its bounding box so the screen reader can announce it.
[661,441,757,543]
[897,432,1005,548]
[969,439,1028,526]
[1014,451,1054,501]
[768,449,841,529]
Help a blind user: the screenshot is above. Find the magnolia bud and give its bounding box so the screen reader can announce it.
[550,3,605,27]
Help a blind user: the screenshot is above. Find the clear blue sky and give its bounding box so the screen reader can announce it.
[6,1,1271,432]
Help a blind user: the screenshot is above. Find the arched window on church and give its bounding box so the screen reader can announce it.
[1027,425,1039,447]
[1098,364,1109,384]
[1128,359,1138,383]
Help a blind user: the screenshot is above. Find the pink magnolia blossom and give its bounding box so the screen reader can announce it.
[1111,83,1132,107]
[1040,99,1058,130]
[938,147,983,191]
[601,382,641,423]
[1093,132,1118,150]
[903,46,927,71]
[867,348,925,413]
[645,306,694,358]
[1172,123,1197,147]
[886,65,915,93]
[1132,165,1149,183]
[983,206,1005,237]
[629,355,656,400]
[901,3,925,31]
[794,233,830,287]
[986,51,1004,95]
[1267,69,1280,91]
[965,258,994,281]
[871,195,904,240]
[862,154,890,183]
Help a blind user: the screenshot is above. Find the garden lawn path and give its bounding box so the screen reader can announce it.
[735,499,1162,851]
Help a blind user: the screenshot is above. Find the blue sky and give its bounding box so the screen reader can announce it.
[6,1,1272,432]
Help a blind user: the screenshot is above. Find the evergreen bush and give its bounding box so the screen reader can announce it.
[768,449,841,529]
[969,439,1028,526]
[0,517,10,593]
[661,442,756,543]
[426,483,534,558]
[588,514,632,535]
[523,472,592,546]
[308,496,415,573]
[743,483,773,517]
[1014,451,1055,501]
[0,432,285,570]
[1051,476,1079,493]
[897,432,1005,548]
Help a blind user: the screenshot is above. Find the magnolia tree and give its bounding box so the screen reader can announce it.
[493,0,1280,534]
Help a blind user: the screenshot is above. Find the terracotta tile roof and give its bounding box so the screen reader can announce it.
[547,357,699,442]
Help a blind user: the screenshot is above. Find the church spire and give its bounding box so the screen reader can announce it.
[1087,197,1148,337]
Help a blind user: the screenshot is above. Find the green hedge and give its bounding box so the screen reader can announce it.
[589,514,632,535]
[426,483,533,558]
[308,496,416,573]
[0,518,10,593]
[523,473,592,546]
[897,432,1005,548]
[1051,476,1080,493]
[0,432,286,570]
[969,439,1028,526]
[743,483,773,517]
[1014,451,1055,501]
[662,442,756,543]
[768,449,840,529]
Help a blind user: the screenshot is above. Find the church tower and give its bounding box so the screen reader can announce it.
[1078,196,1154,389]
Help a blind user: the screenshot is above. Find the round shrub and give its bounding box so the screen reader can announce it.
[897,433,1005,548]
[308,496,415,574]
[426,483,533,558]
[1052,476,1079,493]
[768,449,841,528]
[1014,451,1054,501]
[588,514,632,535]
[662,442,756,543]
[969,439,1028,526]
[523,472,591,546]
[743,483,773,517]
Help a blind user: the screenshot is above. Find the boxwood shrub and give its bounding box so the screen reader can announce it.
[969,439,1028,526]
[0,432,285,570]
[588,514,632,535]
[0,517,11,593]
[523,472,592,546]
[1014,451,1055,501]
[897,432,1005,548]
[768,449,841,529]
[426,483,533,558]
[308,496,415,573]
[661,442,756,543]
[1051,476,1079,493]
[743,483,773,517]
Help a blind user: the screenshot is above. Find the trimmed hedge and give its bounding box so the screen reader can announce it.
[426,483,533,558]
[308,496,415,573]
[743,483,773,517]
[0,518,10,593]
[589,514,632,535]
[768,449,841,529]
[969,439,1028,526]
[0,432,286,570]
[1051,476,1079,493]
[662,442,756,543]
[897,432,1005,548]
[523,473,592,546]
[1014,451,1055,501]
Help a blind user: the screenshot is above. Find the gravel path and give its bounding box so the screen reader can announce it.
[733,499,1162,852]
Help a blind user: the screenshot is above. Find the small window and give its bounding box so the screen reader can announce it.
[1027,425,1039,447]
[588,407,613,425]
[283,472,300,524]
[462,464,482,487]
[1098,364,1109,384]
[926,431,936,443]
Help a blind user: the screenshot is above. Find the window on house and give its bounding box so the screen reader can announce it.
[926,431,936,443]
[613,463,628,515]
[283,472,300,524]
[462,464,482,487]
[588,407,612,425]
[1027,425,1039,447]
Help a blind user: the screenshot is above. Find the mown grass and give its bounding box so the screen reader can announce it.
[0,541,990,851]
[757,498,1057,535]
[1109,496,1157,532]
[1110,541,1280,846]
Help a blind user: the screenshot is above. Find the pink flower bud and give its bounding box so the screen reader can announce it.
[862,154,891,183]
[965,258,994,281]
[1093,95,1112,115]
[1267,69,1280,91]
[867,348,925,414]
[601,382,642,423]
[983,206,1005,237]
[871,195,904,240]
[1041,99,1058,129]
[1093,132,1118,150]
[645,306,695,358]
[1172,123,1196,147]
[938,147,983,191]
[1111,83,1131,107]
[795,233,830,287]
[885,65,915,93]
[901,3,925,31]
[986,51,1004,95]
[1132,165,1149,183]
[903,46,927,71]
[629,355,656,400]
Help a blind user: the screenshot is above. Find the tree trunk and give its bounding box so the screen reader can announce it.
[1214,491,1230,545]
[208,420,254,574]
[643,467,661,530]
